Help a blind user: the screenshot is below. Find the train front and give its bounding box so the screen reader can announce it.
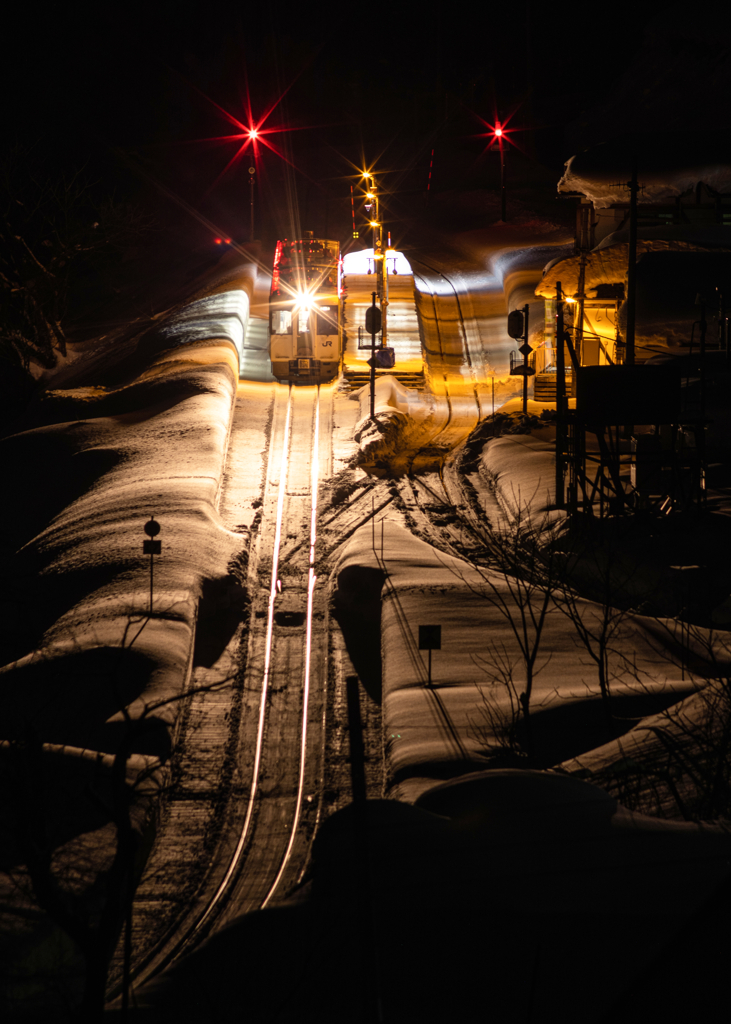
[269,237,341,385]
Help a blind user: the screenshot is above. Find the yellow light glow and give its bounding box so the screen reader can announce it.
[369,221,380,227]
[565,296,577,304]
[366,192,375,199]
[292,289,313,313]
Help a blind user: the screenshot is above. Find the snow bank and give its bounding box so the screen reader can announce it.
[351,376,450,475]
[0,270,252,1008]
[560,676,731,820]
[480,433,558,519]
[354,374,434,424]
[333,519,688,804]
[159,289,253,376]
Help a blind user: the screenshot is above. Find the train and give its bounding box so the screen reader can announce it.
[269,234,342,385]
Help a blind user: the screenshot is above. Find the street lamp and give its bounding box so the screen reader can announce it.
[361,172,388,348]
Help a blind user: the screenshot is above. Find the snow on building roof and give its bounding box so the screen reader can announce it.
[537,238,731,299]
[559,134,731,208]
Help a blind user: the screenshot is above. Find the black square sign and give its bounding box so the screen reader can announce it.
[418,625,441,650]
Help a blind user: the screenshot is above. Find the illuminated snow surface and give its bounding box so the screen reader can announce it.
[0,259,262,1010]
[342,247,412,276]
[3,241,731,1021]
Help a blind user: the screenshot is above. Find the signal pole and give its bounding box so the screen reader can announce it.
[625,156,639,365]
[555,282,566,510]
[248,165,256,242]
[365,173,388,349]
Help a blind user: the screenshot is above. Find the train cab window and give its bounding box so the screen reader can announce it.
[317,308,337,335]
[271,310,292,334]
[298,309,310,334]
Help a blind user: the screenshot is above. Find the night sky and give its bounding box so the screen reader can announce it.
[0,2,704,250]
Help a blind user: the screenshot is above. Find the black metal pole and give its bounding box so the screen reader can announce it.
[149,551,154,617]
[555,282,565,509]
[249,175,255,243]
[500,142,506,222]
[522,303,530,415]
[625,156,638,365]
[370,291,377,420]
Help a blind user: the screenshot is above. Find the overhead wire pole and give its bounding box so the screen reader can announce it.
[248,165,256,243]
[499,129,506,223]
[367,173,387,349]
[625,155,639,366]
[555,282,566,509]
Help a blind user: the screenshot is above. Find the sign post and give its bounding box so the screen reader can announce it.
[143,516,162,615]
[418,624,442,687]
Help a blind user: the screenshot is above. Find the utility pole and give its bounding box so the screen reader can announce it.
[490,123,507,222]
[248,166,256,243]
[500,133,507,223]
[625,156,639,365]
[555,282,566,509]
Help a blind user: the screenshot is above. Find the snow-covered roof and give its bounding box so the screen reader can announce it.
[342,247,412,275]
[559,134,731,209]
[537,238,731,298]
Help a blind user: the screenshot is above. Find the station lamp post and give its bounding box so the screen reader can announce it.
[247,128,258,243]
[488,123,507,222]
[363,172,388,349]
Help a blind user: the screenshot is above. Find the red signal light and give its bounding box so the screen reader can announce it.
[214,238,222,244]
[495,126,503,137]
[225,238,232,244]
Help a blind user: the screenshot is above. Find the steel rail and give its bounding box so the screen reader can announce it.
[261,386,321,907]
[184,384,295,939]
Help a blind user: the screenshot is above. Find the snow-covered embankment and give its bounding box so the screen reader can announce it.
[0,271,255,1006]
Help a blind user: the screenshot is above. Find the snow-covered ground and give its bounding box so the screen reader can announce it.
[0,260,262,1009]
[4,224,731,1021]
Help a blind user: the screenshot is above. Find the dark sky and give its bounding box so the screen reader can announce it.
[2,1,681,248]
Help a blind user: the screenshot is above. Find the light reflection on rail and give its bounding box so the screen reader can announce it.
[262,390,319,905]
[189,386,297,937]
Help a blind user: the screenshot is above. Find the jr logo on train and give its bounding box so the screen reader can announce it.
[269,233,342,385]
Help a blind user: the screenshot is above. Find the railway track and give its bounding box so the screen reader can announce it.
[117,384,330,994]
[109,257,495,1005]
